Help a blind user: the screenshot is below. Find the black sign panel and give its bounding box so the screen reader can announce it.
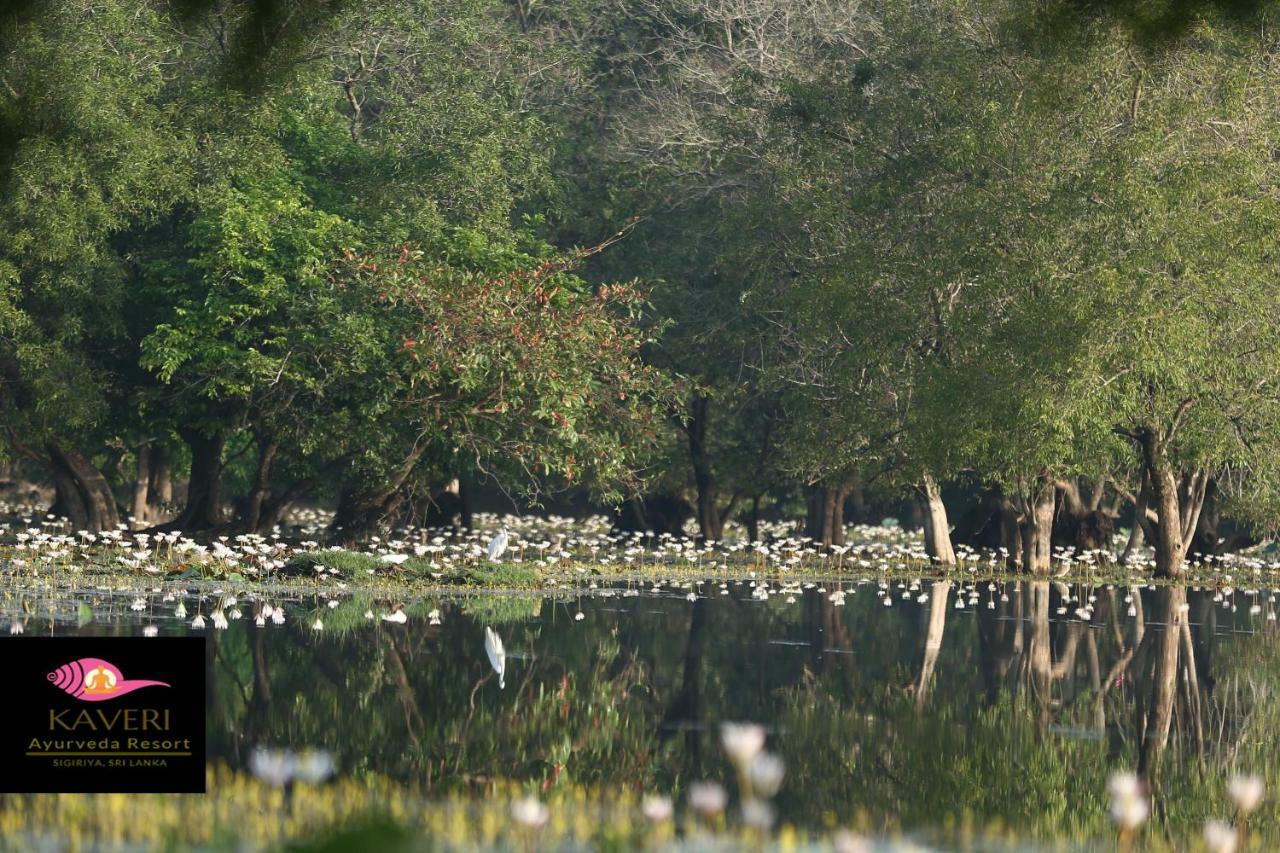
[0,636,206,792]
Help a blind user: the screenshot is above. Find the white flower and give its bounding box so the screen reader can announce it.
[211,610,229,630]
[381,609,407,624]
[1108,771,1142,801]
[1109,792,1149,830]
[292,750,334,784]
[428,608,442,625]
[311,617,324,631]
[1228,774,1265,815]
[720,722,766,769]
[748,752,785,798]
[1203,819,1238,853]
[640,794,673,822]
[190,614,206,629]
[574,611,585,621]
[740,798,775,829]
[687,781,727,816]
[272,607,286,625]
[510,796,549,828]
[143,625,159,637]
[174,602,187,619]
[248,748,296,787]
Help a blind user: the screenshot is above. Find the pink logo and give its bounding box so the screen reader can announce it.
[47,658,170,702]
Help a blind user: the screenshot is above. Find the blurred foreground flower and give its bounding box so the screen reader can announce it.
[248,747,334,787]
[510,795,549,829]
[688,781,728,817]
[1228,774,1264,815]
[641,794,673,822]
[1203,818,1237,853]
[720,722,766,769]
[1107,771,1148,834]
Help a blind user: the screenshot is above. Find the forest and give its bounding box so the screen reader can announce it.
[5,0,1280,582]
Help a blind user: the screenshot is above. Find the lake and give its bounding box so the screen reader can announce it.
[3,576,1277,848]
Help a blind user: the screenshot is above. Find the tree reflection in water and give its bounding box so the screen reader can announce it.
[202,580,1278,843]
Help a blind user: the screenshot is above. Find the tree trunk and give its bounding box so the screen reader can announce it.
[46,443,119,532]
[747,494,760,544]
[1137,427,1185,579]
[686,393,725,542]
[1018,476,1056,575]
[821,486,838,548]
[1121,484,1148,563]
[830,480,851,547]
[328,445,427,544]
[846,471,867,525]
[458,474,473,532]
[130,443,151,529]
[916,471,956,565]
[173,428,225,532]
[50,460,89,530]
[148,444,173,514]
[241,437,279,534]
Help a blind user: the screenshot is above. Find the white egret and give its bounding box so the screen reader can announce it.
[486,528,510,562]
[484,626,506,688]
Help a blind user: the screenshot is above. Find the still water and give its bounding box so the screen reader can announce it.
[7,578,1280,844]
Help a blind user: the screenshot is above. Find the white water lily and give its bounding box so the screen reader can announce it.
[640,794,673,822]
[1107,771,1148,831]
[720,722,766,769]
[510,795,548,828]
[248,748,296,787]
[1203,819,1238,853]
[190,614,206,629]
[740,798,775,830]
[1228,774,1265,815]
[748,752,785,798]
[687,781,727,817]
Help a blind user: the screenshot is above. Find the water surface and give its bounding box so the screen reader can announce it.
[5,578,1278,844]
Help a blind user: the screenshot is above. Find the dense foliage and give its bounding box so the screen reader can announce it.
[5,0,1280,577]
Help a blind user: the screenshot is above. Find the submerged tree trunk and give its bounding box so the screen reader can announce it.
[130,443,151,528]
[46,443,119,532]
[172,428,225,532]
[1135,586,1188,777]
[914,581,951,713]
[916,471,955,565]
[1025,580,1053,732]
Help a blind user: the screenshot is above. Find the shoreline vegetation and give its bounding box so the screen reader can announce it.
[3,509,1280,598]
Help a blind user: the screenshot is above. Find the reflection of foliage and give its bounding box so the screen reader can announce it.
[456,596,541,626]
[194,585,1280,848]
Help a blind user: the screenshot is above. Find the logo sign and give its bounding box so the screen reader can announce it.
[0,637,205,792]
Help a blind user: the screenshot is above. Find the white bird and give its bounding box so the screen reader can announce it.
[484,626,506,688]
[486,528,509,562]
